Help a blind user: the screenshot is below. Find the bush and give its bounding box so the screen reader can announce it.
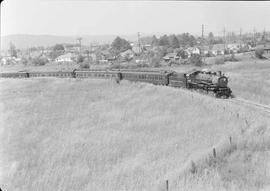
[224,53,238,62]
[77,55,84,63]
[149,55,162,67]
[214,57,225,65]
[79,62,90,69]
[188,54,203,66]
[31,57,49,66]
[255,48,265,59]
[20,57,29,65]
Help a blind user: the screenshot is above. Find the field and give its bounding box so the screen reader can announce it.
[210,53,270,106]
[0,76,270,191]
[1,54,270,190]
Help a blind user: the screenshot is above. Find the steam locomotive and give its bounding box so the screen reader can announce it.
[0,68,232,98]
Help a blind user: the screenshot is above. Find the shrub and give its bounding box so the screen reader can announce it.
[79,62,90,69]
[224,53,238,62]
[214,57,225,65]
[188,54,203,66]
[31,57,49,66]
[20,57,29,65]
[77,55,84,63]
[149,55,162,67]
[255,48,265,59]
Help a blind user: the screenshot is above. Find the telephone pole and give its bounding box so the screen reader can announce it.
[201,24,204,39]
[76,37,82,54]
[263,28,266,46]
[201,24,205,59]
[0,2,2,57]
[240,28,242,47]
[253,28,256,47]
[137,32,141,54]
[223,27,226,54]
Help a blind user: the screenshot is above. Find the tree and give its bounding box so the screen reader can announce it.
[255,48,264,59]
[9,42,17,58]
[151,35,159,46]
[53,44,65,51]
[169,35,180,48]
[188,54,203,66]
[208,32,215,44]
[158,35,170,46]
[176,49,188,59]
[49,44,65,60]
[84,50,91,63]
[111,36,132,54]
[77,55,84,63]
[31,57,49,66]
[79,62,90,69]
[177,33,197,47]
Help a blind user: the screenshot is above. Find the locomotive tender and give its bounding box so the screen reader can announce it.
[0,68,232,98]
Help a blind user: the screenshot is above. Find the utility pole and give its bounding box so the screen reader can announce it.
[223,27,226,55]
[201,24,205,59]
[0,1,2,57]
[240,28,242,47]
[253,28,256,47]
[76,37,82,54]
[263,28,266,46]
[201,24,204,39]
[137,32,141,54]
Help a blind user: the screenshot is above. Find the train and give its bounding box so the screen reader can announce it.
[0,68,232,98]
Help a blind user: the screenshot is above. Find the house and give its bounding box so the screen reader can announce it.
[211,44,225,56]
[100,50,117,61]
[120,49,134,61]
[199,46,211,56]
[163,52,180,62]
[0,56,17,65]
[227,43,241,53]
[255,44,270,53]
[185,47,200,58]
[55,53,75,63]
[90,53,97,62]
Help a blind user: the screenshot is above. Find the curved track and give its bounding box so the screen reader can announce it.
[228,97,270,116]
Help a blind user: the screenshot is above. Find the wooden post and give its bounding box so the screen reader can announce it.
[213,148,216,158]
[229,136,232,145]
[166,180,169,191]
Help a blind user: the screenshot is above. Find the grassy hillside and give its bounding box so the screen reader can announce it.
[0,78,269,191]
[210,53,270,106]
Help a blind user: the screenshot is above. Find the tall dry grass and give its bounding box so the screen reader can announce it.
[210,53,270,106]
[0,78,269,191]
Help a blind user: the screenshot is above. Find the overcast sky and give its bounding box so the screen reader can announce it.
[1,0,270,37]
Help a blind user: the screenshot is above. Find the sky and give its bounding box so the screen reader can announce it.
[1,0,270,37]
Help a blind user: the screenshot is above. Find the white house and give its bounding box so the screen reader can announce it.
[55,53,75,63]
[211,44,225,56]
[227,43,241,53]
[185,47,200,58]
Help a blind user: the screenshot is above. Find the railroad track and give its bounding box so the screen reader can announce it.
[228,97,270,116]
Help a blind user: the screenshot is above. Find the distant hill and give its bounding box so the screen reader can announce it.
[0,34,139,50]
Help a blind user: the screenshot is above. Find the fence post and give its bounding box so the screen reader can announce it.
[166,180,169,191]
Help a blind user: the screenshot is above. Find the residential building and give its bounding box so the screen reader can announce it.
[163,52,180,61]
[55,53,75,63]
